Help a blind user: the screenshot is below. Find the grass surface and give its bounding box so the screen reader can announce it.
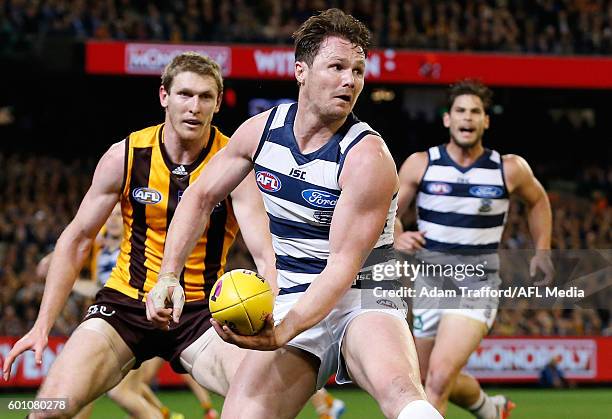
[1,387,611,418]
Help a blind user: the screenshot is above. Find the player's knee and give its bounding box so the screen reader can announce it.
[426,361,459,398]
[107,385,126,404]
[33,393,83,418]
[191,349,230,396]
[36,380,84,418]
[372,374,425,418]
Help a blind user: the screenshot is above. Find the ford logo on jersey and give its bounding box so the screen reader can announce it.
[302,189,339,209]
[132,187,162,204]
[469,185,504,198]
[426,182,452,195]
[256,171,281,192]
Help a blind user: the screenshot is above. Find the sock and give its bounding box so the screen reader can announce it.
[314,393,334,414]
[315,400,329,415]
[468,390,497,419]
[397,400,443,418]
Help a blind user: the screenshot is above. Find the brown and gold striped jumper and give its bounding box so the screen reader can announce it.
[105,124,238,302]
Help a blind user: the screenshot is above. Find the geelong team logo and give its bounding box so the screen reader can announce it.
[256,171,281,192]
[302,189,339,209]
[132,187,162,204]
[313,210,333,224]
[426,182,452,195]
[469,185,504,198]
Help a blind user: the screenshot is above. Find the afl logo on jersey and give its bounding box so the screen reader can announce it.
[469,185,504,198]
[302,189,339,209]
[426,182,452,195]
[132,187,162,205]
[256,171,281,192]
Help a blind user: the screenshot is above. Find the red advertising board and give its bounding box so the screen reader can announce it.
[0,337,65,387]
[86,41,612,88]
[467,337,612,382]
[2,336,612,387]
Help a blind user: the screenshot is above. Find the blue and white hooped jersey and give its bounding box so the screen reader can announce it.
[97,246,120,287]
[253,103,397,294]
[416,145,509,252]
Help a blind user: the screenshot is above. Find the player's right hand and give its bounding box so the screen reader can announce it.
[2,326,48,381]
[395,230,426,251]
[146,272,185,330]
[211,314,283,351]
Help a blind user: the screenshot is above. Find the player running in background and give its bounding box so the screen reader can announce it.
[153,9,441,419]
[395,79,554,418]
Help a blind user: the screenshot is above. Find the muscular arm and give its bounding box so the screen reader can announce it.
[394,152,428,249]
[275,136,398,344]
[396,152,428,221]
[159,112,269,278]
[3,142,124,378]
[504,154,554,284]
[230,172,278,292]
[36,142,125,333]
[503,154,552,250]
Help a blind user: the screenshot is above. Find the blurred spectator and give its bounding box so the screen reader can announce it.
[539,355,570,388]
[4,0,612,54]
[0,152,93,336]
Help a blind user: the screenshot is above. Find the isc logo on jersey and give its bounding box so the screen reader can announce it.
[256,171,281,192]
[469,186,504,198]
[133,187,162,204]
[302,189,339,209]
[426,182,452,195]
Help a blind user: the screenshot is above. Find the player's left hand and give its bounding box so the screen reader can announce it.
[146,272,185,330]
[211,314,284,350]
[530,250,555,286]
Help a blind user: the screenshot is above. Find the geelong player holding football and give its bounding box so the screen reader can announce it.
[155,9,441,419]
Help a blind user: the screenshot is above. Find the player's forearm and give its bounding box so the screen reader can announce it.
[277,261,358,343]
[393,217,404,242]
[36,233,92,333]
[527,195,552,250]
[238,216,277,291]
[160,187,213,275]
[252,253,278,294]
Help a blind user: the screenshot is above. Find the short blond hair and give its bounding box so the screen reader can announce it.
[161,52,223,95]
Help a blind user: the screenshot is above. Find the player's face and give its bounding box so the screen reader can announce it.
[160,71,221,142]
[444,94,490,148]
[297,36,366,120]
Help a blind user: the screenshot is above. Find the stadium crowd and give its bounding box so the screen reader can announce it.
[2,0,612,54]
[0,151,610,337]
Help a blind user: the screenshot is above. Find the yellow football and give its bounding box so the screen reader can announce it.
[209,269,274,335]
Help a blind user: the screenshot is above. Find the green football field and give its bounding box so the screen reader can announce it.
[1,387,611,418]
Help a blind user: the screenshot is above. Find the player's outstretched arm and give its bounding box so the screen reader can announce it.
[395,152,428,250]
[230,172,278,293]
[2,141,124,380]
[152,112,269,326]
[215,135,398,350]
[504,154,554,284]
